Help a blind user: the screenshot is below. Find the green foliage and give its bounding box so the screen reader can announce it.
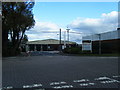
[2,2,35,56]
[22,34,28,44]
[63,47,82,54]
[82,50,91,54]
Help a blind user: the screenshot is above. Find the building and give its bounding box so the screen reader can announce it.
[26,39,77,51]
[82,29,120,54]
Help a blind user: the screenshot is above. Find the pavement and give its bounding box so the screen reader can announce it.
[2,52,120,89]
[30,51,60,56]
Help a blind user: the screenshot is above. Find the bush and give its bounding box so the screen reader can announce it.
[63,47,82,54]
[82,50,91,54]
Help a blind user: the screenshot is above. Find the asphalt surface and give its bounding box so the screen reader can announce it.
[30,51,60,56]
[2,52,119,89]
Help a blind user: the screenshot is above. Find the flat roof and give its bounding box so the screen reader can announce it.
[82,30,119,41]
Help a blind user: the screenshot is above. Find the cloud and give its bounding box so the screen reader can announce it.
[26,18,61,41]
[26,33,59,41]
[29,17,60,33]
[68,11,118,34]
[35,22,59,32]
[26,11,118,44]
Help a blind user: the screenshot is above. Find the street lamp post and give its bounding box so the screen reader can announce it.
[66,27,70,48]
[64,31,66,49]
[59,28,62,52]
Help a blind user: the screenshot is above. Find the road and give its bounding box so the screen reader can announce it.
[2,53,119,89]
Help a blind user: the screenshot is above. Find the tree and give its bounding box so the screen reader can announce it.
[2,2,35,56]
[22,34,28,43]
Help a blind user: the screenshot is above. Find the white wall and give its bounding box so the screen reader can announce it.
[82,43,92,51]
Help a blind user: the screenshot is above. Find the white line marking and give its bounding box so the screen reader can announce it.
[53,85,73,89]
[94,76,110,80]
[80,83,95,86]
[95,76,120,84]
[3,86,13,89]
[23,83,42,88]
[33,84,42,87]
[113,75,120,78]
[73,79,89,83]
[50,81,67,85]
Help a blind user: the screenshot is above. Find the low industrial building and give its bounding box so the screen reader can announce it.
[26,39,77,51]
[82,29,120,54]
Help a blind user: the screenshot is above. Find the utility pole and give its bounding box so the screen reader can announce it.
[59,28,62,52]
[64,31,66,49]
[66,27,70,48]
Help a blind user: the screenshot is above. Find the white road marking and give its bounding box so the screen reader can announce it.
[3,86,13,89]
[73,79,89,83]
[23,83,42,88]
[80,83,95,86]
[95,76,120,84]
[113,75,120,78]
[101,80,119,84]
[53,85,73,89]
[50,81,73,89]
[94,76,110,80]
[3,75,120,89]
[33,84,42,87]
[50,81,67,86]
[73,79,95,87]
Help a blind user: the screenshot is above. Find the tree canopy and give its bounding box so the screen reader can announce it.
[2,2,35,56]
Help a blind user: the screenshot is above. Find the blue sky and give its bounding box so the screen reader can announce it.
[33,2,117,26]
[26,2,118,43]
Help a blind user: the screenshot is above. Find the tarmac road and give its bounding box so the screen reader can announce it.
[2,54,119,89]
[30,51,60,56]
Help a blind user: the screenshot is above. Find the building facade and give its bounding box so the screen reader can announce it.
[82,29,120,54]
[26,39,77,51]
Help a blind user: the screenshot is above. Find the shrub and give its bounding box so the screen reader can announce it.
[82,50,91,54]
[63,47,82,54]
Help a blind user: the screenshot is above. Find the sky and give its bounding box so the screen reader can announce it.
[26,2,118,44]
